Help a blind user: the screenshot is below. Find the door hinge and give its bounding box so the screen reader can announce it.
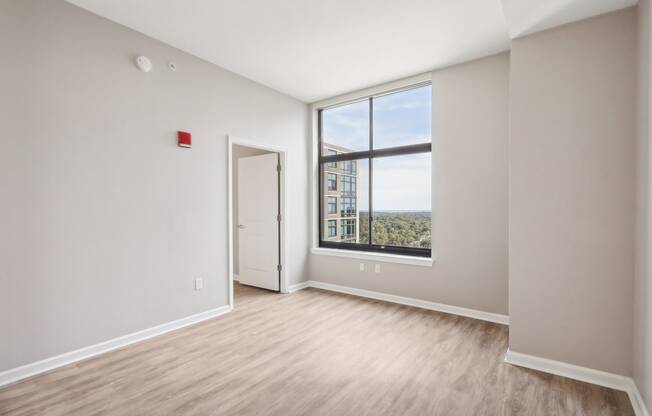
[277,264,282,272]
[277,213,282,222]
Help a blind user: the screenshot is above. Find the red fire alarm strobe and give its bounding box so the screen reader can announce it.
[178,131,191,148]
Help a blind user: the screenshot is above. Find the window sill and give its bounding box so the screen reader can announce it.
[310,247,434,267]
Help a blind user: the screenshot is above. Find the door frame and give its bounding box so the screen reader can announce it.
[227,135,289,307]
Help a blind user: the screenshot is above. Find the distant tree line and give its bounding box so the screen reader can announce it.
[359,211,431,248]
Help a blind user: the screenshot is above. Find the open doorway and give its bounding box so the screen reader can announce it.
[228,136,288,308]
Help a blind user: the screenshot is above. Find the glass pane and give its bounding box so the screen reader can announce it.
[325,148,338,169]
[327,220,337,237]
[321,100,369,155]
[321,159,369,244]
[327,197,337,214]
[373,85,431,149]
[372,153,431,248]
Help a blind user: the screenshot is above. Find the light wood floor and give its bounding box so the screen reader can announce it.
[0,283,634,416]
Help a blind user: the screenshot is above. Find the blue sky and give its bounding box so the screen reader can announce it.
[323,85,432,211]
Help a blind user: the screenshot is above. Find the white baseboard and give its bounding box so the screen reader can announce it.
[505,349,649,416]
[504,348,630,390]
[288,281,310,293]
[629,380,651,416]
[0,304,232,388]
[306,280,509,325]
[233,274,239,282]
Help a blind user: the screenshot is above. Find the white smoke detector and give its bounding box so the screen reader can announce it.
[135,55,152,73]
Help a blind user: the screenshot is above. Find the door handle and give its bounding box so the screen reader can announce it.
[238,224,246,229]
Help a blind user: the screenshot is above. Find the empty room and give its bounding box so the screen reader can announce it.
[1,0,652,415]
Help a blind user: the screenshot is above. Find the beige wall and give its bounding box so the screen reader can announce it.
[636,0,652,408]
[0,0,309,371]
[509,9,636,376]
[232,145,273,276]
[309,52,509,315]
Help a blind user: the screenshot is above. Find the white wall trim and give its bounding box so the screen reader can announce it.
[307,280,509,325]
[233,274,240,282]
[288,281,311,293]
[228,135,290,301]
[505,349,649,416]
[0,305,232,388]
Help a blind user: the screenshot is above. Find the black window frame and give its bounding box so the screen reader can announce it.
[317,82,432,258]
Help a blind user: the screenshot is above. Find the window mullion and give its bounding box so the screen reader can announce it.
[368,97,374,248]
[318,109,323,244]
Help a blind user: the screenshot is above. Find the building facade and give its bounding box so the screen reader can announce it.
[322,145,360,243]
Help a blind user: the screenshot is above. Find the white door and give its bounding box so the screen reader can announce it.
[238,153,280,291]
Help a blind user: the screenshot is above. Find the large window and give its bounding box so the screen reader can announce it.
[318,83,432,257]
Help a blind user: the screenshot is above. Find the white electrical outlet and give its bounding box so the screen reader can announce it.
[374,264,381,273]
[194,277,203,291]
[359,263,365,271]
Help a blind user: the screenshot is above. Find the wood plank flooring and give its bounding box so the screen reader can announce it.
[0,283,634,415]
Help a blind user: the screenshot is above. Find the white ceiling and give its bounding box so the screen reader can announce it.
[66,0,637,103]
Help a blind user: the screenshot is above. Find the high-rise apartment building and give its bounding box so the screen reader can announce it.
[321,145,360,243]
